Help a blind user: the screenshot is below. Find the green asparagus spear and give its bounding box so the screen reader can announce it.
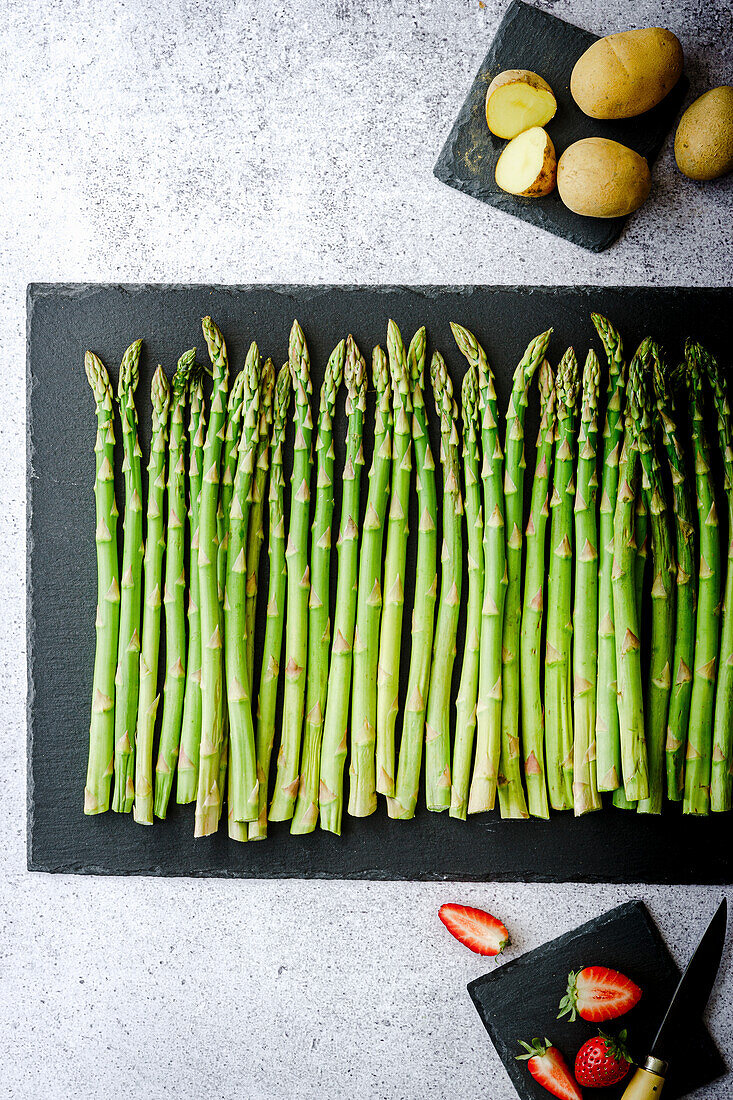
[650,348,696,802]
[592,314,627,794]
[390,328,436,819]
[224,342,262,826]
[425,350,462,812]
[376,320,413,799]
[194,317,230,837]
[319,336,367,833]
[133,366,171,824]
[154,350,196,818]
[112,339,144,813]
[292,340,345,834]
[176,373,206,803]
[450,324,505,814]
[451,361,484,820]
[249,364,291,840]
[545,348,579,811]
[683,341,722,815]
[269,321,313,821]
[349,346,392,818]
[245,359,276,688]
[701,344,733,812]
[518,359,555,820]
[499,330,551,818]
[83,352,120,815]
[629,345,676,815]
[572,349,602,816]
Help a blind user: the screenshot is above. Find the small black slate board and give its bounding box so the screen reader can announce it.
[27,283,733,881]
[469,901,726,1100]
[434,1,688,253]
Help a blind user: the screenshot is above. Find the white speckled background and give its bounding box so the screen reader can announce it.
[1,1,732,1097]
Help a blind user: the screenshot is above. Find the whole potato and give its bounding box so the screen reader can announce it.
[571,27,683,119]
[675,87,733,180]
[557,138,652,218]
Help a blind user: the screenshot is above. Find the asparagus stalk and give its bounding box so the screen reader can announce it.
[224,342,262,827]
[425,350,463,812]
[518,359,555,820]
[612,341,651,802]
[376,320,413,799]
[592,313,627,794]
[132,367,171,824]
[450,323,505,814]
[112,339,144,813]
[154,350,196,818]
[683,341,722,815]
[349,345,392,818]
[499,330,552,818]
[545,348,579,811]
[194,317,230,837]
[269,321,313,821]
[629,346,676,815]
[451,361,484,820]
[83,352,120,815]
[702,344,733,812]
[249,364,291,840]
[390,327,437,819]
[292,340,345,834]
[650,348,696,802]
[319,336,367,834]
[176,374,206,804]
[245,358,276,687]
[572,349,602,816]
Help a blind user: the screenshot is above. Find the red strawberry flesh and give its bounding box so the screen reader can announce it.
[517,1039,583,1100]
[438,904,510,956]
[558,966,642,1022]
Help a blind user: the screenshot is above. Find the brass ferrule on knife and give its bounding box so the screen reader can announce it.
[621,1056,667,1099]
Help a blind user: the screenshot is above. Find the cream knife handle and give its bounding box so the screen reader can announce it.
[621,1058,667,1099]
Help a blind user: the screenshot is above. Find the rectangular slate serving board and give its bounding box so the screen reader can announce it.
[434,1,688,253]
[27,283,733,881]
[469,900,726,1100]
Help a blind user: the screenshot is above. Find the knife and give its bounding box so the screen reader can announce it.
[621,898,727,1099]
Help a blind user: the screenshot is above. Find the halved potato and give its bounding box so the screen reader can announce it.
[485,70,557,138]
[495,127,557,197]
[557,138,651,217]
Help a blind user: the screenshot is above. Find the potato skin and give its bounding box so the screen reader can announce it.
[675,87,733,180]
[571,28,683,119]
[557,138,651,218]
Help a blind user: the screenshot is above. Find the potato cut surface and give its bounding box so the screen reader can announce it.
[495,127,556,197]
[486,77,557,139]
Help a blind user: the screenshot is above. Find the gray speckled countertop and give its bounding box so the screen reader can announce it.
[1,1,731,1097]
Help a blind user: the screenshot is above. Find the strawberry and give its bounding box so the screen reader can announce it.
[438,904,510,956]
[516,1038,583,1100]
[558,966,642,1022]
[575,1030,632,1088]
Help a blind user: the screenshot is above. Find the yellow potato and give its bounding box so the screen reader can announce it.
[571,28,683,119]
[485,70,557,138]
[557,138,651,218]
[495,127,556,197]
[675,86,733,180]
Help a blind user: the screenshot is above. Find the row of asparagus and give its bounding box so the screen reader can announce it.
[83,312,733,838]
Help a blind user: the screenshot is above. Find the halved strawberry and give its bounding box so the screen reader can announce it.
[438,903,510,956]
[575,1030,632,1088]
[558,966,642,1022]
[517,1038,583,1100]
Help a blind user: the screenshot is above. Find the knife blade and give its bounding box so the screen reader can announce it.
[621,898,727,1100]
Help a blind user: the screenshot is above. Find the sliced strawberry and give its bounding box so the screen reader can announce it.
[558,966,642,1022]
[575,1030,632,1088]
[438,903,510,956]
[517,1038,583,1100]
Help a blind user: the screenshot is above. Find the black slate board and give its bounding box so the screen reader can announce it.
[434,1,688,253]
[468,901,727,1100]
[27,283,733,881]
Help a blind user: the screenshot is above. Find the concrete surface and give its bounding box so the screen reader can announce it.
[1,0,731,1097]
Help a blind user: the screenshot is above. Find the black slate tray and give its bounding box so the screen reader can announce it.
[27,283,733,881]
[434,1,688,253]
[468,900,726,1100]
